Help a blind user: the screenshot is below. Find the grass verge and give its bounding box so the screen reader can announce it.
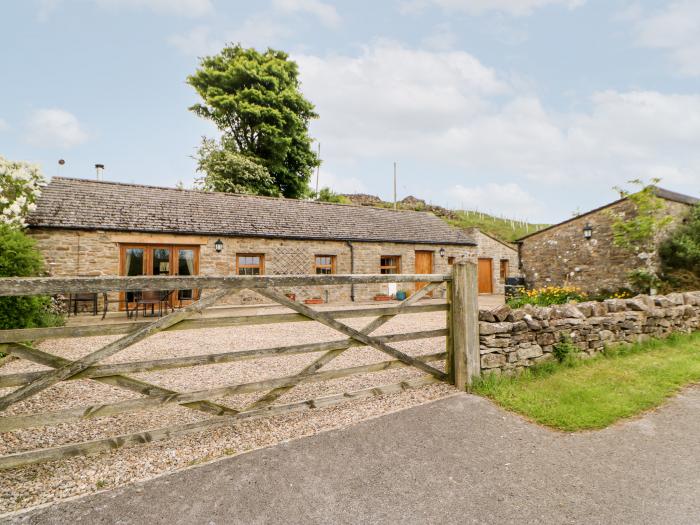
[472,332,700,431]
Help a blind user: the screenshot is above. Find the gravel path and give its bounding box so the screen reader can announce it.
[0,309,455,514]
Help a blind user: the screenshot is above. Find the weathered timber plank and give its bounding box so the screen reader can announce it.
[0,376,438,470]
[0,330,447,388]
[0,304,447,343]
[244,281,445,410]
[0,274,452,297]
[5,344,238,420]
[0,288,233,411]
[255,288,448,381]
[451,261,480,390]
[0,353,445,431]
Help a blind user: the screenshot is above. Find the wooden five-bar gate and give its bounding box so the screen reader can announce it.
[0,261,480,470]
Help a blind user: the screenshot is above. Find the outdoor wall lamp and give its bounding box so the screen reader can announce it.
[439,247,446,258]
[214,239,224,253]
[583,223,593,240]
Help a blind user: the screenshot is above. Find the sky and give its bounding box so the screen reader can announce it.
[1,0,699,223]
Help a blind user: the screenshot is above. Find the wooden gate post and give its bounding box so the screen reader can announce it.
[450,260,480,391]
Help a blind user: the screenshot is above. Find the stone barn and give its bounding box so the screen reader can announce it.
[463,228,520,295]
[26,177,478,309]
[517,187,698,292]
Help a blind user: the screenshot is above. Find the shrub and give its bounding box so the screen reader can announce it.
[0,224,64,329]
[552,334,578,364]
[507,285,587,309]
[659,204,700,279]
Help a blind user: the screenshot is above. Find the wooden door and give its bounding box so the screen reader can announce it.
[478,258,493,294]
[415,251,433,294]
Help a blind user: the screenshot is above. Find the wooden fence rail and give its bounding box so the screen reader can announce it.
[0,264,479,470]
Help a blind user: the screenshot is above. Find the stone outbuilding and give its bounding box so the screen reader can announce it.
[517,187,698,292]
[463,228,520,295]
[27,177,481,309]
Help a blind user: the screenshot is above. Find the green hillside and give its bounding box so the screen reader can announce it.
[340,193,548,243]
[446,210,549,243]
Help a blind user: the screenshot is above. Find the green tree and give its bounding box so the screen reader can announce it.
[187,44,319,198]
[195,138,279,196]
[316,187,351,204]
[608,179,674,292]
[0,225,63,330]
[659,204,700,275]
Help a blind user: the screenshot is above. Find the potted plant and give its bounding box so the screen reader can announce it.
[304,297,324,305]
[284,291,296,301]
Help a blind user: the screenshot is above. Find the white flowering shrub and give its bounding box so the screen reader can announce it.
[0,155,45,228]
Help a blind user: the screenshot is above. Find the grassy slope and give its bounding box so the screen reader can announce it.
[446,211,549,243]
[473,332,700,431]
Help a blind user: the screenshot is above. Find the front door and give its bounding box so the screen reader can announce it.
[415,250,433,294]
[119,245,200,309]
[478,258,493,294]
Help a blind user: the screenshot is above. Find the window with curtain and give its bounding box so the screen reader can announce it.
[314,255,336,274]
[237,254,264,275]
[379,256,401,274]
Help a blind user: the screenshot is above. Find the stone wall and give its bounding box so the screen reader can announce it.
[478,291,700,374]
[466,228,520,294]
[518,198,691,292]
[28,228,475,308]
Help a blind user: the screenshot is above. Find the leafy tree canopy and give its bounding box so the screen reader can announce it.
[659,204,700,275]
[195,138,279,196]
[188,44,319,198]
[316,187,351,204]
[609,179,673,253]
[0,224,63,330]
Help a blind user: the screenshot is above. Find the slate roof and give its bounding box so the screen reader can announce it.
[27,177,475,246]
[517,186,699,242]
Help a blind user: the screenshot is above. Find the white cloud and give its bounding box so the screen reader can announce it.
[40,0,213,19]
[451,183,542,218]
[24,109,89,149]
[315,170,367,194]
[169,15,292,56]
[168,26,221,56]
[94,0,213,16]
[296,41,700,219]
[400,0,585,16]
[296,41,508,158]
[632,1,700,77]
[272,0,341,27]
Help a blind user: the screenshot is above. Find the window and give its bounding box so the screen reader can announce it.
[314,255,336,274]
[447,256,455,265]
[380,256,401,274]
[237,254,264,275]
[500,259,509,281]
[119,244,200,308]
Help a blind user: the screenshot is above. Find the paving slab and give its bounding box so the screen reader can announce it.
[4,387,699,525]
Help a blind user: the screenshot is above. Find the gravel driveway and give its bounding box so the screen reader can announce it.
[0,307,454,514]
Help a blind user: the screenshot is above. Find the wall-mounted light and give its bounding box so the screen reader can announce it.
[439,247,446,258]
[214,239,224,253]
[583,223,593,240]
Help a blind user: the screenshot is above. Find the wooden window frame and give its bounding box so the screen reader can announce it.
[500,259,509,281]
[447,256,455,265]
[236,253,265,275]
[314,254,336,275]
[118,244,200,309]
[379,255,401,275]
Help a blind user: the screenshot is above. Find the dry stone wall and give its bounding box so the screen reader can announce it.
[478,291,700,374]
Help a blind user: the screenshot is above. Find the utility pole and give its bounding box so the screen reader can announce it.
[393,161,397,211]
[315,143,321,197]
